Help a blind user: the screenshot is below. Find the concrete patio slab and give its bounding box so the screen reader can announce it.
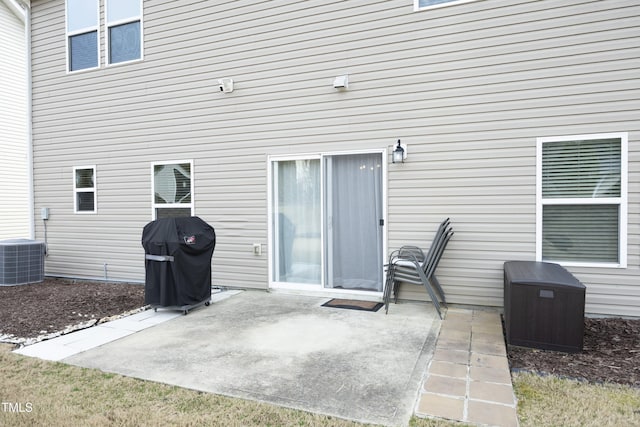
[63,290,441,426]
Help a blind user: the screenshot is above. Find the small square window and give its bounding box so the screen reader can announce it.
[76,192,96,212]
[73,166,97,214]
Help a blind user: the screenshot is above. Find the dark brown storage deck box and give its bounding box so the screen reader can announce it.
[504,261,585,353]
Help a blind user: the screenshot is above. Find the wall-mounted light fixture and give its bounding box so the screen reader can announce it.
[218,78,234,93]
[333,75,349,90]
[392,139,407,163]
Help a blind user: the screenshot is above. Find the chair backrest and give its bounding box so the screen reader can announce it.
[422,218,451,272]
[424,228,453,279]
[421,218,450,267]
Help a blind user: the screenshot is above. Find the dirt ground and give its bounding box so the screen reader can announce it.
[508,316,640,387]
[0,278,638,387]
[0,277,144,340]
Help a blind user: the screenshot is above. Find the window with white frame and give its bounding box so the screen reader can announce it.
[73,166,97,213]
[414,0,480,11]
[537,133,628,267]
[106,0,143,65]
[152,161,194,219]
[66,0,142,72]
[66,0,99,72]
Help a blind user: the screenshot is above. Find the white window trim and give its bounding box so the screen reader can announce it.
[65,0,100,74]
[535,132,628,268]
[151,160,194,220]
[267,149,388,294]
[414,0,480,12]
[105,0,144,67]
[73,165,97,214]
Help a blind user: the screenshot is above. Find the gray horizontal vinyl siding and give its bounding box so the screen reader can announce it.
[0,4,29,239]
[30,0,639,316]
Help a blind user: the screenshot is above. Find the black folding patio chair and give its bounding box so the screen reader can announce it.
[383,218,453,319]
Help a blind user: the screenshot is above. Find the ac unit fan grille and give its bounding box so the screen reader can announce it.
[0,239,46,286]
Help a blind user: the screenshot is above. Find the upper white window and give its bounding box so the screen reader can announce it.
[536,133,628,268]
[66,0,99,72]
[106,0,143,65]
[73,166,97,214]
[414,0,480,11]
[66,0,142,72]
[152,161,194,219]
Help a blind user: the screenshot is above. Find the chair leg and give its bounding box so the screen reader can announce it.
[393,277,401,304]
[430,275,447,306]
[416,266,443,319]
[383,264,395,314]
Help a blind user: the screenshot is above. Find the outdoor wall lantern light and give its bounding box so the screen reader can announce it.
[392,139,407,163]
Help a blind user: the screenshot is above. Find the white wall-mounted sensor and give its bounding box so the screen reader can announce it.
[333,75,349,89]
[218,78,234,93]
[253,243,262,255]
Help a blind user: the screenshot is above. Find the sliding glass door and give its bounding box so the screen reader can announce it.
[271,152,384,293]
[324,153,383,291]
[272,159,322,284]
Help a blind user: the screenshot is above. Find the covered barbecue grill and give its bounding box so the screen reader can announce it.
[142,216,215,314]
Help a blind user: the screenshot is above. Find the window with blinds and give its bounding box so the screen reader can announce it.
[66,0,99,72]
[537,134,627,267]
[73,166,97,214]
[66,0,143,72]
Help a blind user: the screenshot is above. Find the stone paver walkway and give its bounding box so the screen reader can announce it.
[415,308,519,427]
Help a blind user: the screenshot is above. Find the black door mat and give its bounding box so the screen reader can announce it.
[321,298,383,312]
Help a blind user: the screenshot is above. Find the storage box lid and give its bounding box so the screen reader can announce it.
[504,261,585,289]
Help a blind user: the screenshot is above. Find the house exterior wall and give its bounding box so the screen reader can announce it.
[0,1,29,239]
[30,0,639,316]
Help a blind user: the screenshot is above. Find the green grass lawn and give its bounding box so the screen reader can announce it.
[0,344,368,427]
[512,371,640,427]
[2,344,639,427]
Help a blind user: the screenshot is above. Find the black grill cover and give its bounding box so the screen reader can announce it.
[142,217,215,307]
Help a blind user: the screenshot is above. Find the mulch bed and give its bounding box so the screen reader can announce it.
[0,277,145,340]
[507,317,640,387]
